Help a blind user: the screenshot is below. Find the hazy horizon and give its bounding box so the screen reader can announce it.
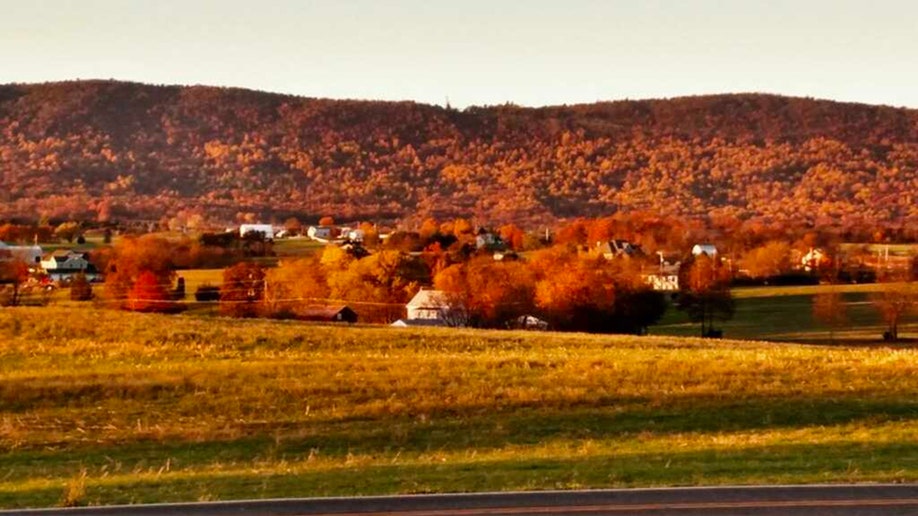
[3,0,917,109]
[6,78,918,111]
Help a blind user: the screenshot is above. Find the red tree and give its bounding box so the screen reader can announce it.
[127,270,171,312]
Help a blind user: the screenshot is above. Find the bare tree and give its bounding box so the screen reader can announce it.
[812,287,848,343]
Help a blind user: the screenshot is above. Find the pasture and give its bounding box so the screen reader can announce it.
[653,284,918,343]
[2,307,918,508]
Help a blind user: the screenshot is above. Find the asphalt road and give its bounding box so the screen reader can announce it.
[5,485,918,516]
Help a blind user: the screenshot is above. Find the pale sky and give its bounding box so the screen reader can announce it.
[2,0,917,108]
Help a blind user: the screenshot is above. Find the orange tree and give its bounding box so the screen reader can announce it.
[530,247,666,334]
[434,256,536,328]
[264,256,330,318]
[327,250,425,323]
[127,270,172,312]
[104,235,175,308]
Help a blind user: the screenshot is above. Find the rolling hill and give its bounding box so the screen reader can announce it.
[1,80,916,230]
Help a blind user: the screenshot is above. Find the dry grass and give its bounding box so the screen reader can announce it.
[174,268,224,294]
[2,307,918,507]
[731,283,893,299]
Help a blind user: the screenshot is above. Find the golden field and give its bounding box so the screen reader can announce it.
[1,307,918,507]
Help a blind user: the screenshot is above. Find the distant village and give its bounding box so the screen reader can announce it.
[3,215,914,337]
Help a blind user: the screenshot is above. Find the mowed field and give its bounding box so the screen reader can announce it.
[3,308,918,508]
[653,283,918,343]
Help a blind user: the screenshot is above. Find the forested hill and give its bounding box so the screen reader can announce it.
[1,80,916,230]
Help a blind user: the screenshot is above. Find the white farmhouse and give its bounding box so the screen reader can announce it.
[40,250,99,282]
[398,288,466,327]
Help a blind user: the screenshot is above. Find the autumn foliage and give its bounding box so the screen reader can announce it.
[677,254,736,337]
[530,248,666,334]
[434,257,536,328]
[127,271,171,312]
[104,235,176,311]
[0,259,30,306]
[1,81,917,239]
[220,262,266,318]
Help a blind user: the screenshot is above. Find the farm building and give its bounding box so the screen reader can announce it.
[239,224,275,240]
[297,305,358,323]
[0,242,43,266]
[597,239,641,259]
[40,250,100,282]
[405,288,466,326]
[692,244,718,257]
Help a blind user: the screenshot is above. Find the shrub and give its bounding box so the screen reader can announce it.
[69,273,93,301]
[194,283,221,302]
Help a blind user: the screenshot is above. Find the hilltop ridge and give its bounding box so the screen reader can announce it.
[1,80,916,230]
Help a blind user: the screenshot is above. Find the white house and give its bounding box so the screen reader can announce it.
[691,244,718,257]
[405,288,466,326]
[643,273,680,292]
[40,250,99,282]
[239,224,275,240]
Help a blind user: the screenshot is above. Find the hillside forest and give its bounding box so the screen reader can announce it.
[0,80,916,239]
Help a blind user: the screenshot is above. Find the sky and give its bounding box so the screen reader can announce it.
[2,0,917,108]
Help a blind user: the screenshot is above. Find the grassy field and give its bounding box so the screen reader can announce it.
[30,278,917,343]
[731,283,893,299]
[654,284,918,343]
[175,268,224,293]
[2,307,918,508]
[273,237,325,257]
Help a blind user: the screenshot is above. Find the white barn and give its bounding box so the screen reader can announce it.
[0,242,43,266]
[404,288,466,326]
[239,224,275,240]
